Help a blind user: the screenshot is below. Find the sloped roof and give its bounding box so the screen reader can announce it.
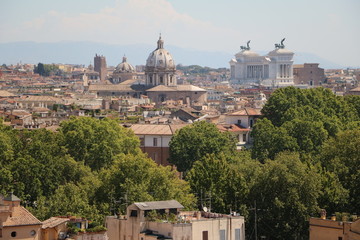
[146,85,176,92]
[130,124,188,136]
[217,124,250,132]
[175,85,206,92]
[130,124,173,135]
[88,84,134,92]
[146,84,206,92]
[42,217,69,229]
[226,108,262,116]
[349,87,360,92]
[4,192,21,201]
[0,90,16,97]
[134,200,184,210]
[3,206,42,227]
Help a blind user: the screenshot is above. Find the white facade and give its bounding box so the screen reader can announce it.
[230,43,294,87]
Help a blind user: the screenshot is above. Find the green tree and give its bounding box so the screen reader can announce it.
[248,152,322,239]
[169,121,237,172]
[60,117,139,170]
[320,130,360,213]
[98,153,196,213]
[251,118,299,161]
[186,153,250,213]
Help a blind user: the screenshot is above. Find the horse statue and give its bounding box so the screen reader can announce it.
[240,40,251,51]
[275,38,286,49]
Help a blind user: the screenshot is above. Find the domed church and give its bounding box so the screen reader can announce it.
[88,36,207,106]
[111,55,136,84]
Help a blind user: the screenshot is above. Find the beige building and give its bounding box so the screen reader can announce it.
[41,217,69,240]
[106,200,245,240]
[293,63,325,86]
[0,193,42,240]
[309,217,360,240]
[129,124,187,165]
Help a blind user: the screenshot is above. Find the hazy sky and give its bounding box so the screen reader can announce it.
[1,0,359,67]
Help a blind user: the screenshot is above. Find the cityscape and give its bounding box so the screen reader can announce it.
[0,0,359,240]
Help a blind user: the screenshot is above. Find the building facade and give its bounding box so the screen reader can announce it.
[106,200,245,240]
[111,56,137,84]
[309,217,360,240]
[293,63,326,86]
[129,124,187,165]
[230,39,294,87]
[94,54,107,82]
[0,193,42,240]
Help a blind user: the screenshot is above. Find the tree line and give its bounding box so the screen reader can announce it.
[0,87,359,238]
[169,87,360,239]
[0,117,195,226]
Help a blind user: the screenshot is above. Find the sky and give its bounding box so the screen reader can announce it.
[0,0,359,67]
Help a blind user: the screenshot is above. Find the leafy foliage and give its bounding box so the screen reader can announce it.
[169,121,237,172]
[0,118,196,226]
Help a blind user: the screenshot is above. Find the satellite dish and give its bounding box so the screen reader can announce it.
[203,206,208,212]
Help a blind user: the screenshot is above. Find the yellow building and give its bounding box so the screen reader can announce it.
[0,193,42,240]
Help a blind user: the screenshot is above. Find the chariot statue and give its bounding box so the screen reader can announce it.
[275,38,286,49]
[240,40,251,51]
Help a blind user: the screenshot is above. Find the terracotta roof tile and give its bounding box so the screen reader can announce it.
[3,206,42,227]
[42,217,69,229]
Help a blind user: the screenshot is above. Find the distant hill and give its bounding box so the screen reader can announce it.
[0,41,343,69]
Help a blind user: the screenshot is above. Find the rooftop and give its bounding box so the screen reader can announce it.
[134,200,184,211]
[42,217,70,229]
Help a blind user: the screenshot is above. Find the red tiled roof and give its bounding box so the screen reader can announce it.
[217,124,250,132]
[42,217,69,229]
[3,206,42,227]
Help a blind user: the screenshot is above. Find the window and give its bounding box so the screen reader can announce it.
[130,210,138,217]
[243,134,247,142]
[202,231,208,240]
[30,230,36,236]
[235,229,241,240]
[140,137,145,146]
[237,120,241,125]
[0,228,2,237]
[250,119,254,128]
[219,230,226,240]
[153,138,158,147]
[338,237,343,240]
[11,231,17,237]
[160,76,164,84]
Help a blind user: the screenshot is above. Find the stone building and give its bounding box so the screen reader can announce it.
[293,63,325,86]
[230,39,294,87]
[94,54,107,82]
[0,193,42,240]
[106,200,245,240]
[89,36,207,106]
[111,56,137,84]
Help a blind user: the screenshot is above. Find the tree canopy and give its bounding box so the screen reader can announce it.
[169,121,237,172]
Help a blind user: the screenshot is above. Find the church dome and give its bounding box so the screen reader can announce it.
[146,36,175,70]
[114,56,135,73]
